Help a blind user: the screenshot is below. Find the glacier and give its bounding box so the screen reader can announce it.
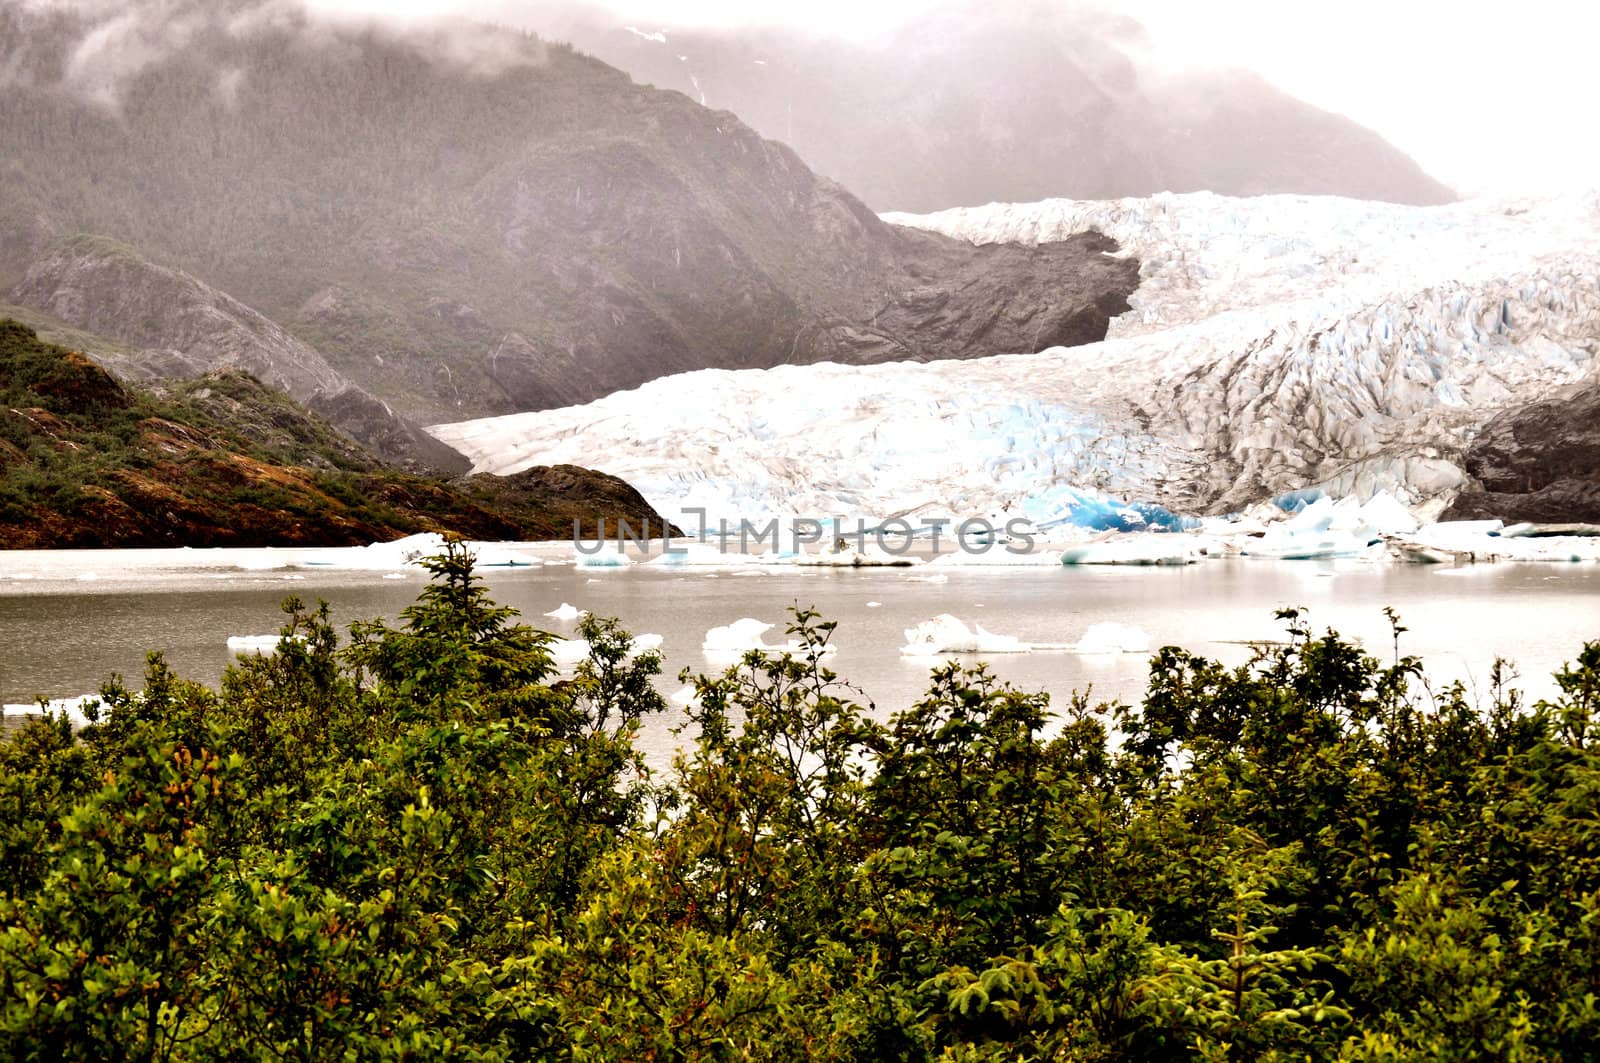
[429,191,1600,532]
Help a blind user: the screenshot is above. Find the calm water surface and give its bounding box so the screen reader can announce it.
[3,546,1598,761]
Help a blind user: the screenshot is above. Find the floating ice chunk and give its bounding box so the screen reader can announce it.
[544,602,584,620]
[1024,485,1196,533]
[906,573,949,583]
[1059,537,1201,566]
[227,634,304,655]
[472,544,541,567]
[866,601,882,608]
[76,571,99,581]
[1274,487,1327,513]
[702,617,835,658]
[575,546,634,568]
[703,618,774,652]
[382,572,408,580]
[1243,531,1378,561]
[927,548,1063,567]
[235,553,289,571]
[647,543,783,567]
[795,545,915,567]
[1410,520,1507,558]
[549,632,663,669]
[549,638,591,668]
[1358,491,1421,535]
[1428,519,1505,537]
[900,614,1030,656]
[1282,496,1338,533]
[1325,497,1371,534]
[1072,621,1152,654]
[385,532,450,559]
[670,684,701,707]
[2,694,102,729]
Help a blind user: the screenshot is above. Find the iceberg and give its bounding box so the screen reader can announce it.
[1059,537,1202,566]
[1357,491,1422,535]
[927,548,1064,567]
[701,617,837,659]
[2,694,103,729]
[794,544,916,567]
[227,634,303,655]
[703,617,775,653]
[549,638,591,669]
[646,542,779,567]
[549,631,663,670]
[1242,531,1379,561]
[1072,621,1152,654]
[543,602,584,620]
[575,545,634,568]
[900,614,1030,656]
[473,545,541,567]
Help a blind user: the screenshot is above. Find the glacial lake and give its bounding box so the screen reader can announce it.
[3,545,1598,763]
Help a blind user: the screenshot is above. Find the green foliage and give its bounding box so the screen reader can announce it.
[2,563,1599,1060]
[0,320,676,548]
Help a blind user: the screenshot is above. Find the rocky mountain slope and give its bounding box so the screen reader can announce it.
[0,3,1138,427]
[10,237,464,472]
[558,1,1454,213]
[430,192,1600,528]
[1445,378,1600,523]
[0,321,674,548]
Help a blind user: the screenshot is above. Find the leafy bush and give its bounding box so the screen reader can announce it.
[1,545,1598,1059]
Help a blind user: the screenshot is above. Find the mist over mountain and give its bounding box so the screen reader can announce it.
[549,2,1455,213]
[0,1,1138,432]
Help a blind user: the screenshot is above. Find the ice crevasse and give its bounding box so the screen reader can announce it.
[430,191,1600,533]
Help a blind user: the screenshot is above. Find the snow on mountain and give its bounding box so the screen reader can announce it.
[430,192,1600,530]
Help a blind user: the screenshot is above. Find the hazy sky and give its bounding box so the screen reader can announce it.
[304,0,1598,198]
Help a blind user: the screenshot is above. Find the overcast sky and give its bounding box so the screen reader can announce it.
[303,0,1597,198]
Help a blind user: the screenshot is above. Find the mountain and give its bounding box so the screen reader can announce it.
[430,192,1600,528]
[0,2,1138,429]
[554,2,1455,213]
[9,236,466,472]
[0,320,674,548]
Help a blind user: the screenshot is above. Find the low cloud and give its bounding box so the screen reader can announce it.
[7,0,551,112]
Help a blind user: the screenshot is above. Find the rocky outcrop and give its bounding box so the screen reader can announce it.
[0,8,1139,425]
[1444,378,1600,523]
[463,465,684,541]
[0,321,672,548]
[9,237,467,473]
[13,236,345,396]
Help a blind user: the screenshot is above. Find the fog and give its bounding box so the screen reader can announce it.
[13,0,1596,198]
[301,0,1598,199]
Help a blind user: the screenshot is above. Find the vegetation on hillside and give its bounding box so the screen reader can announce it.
[0,321,673,547]
[2,540,1597,1059]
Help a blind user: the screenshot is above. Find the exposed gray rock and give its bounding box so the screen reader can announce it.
[9,236,467,472]
[1445,377,1600,523]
